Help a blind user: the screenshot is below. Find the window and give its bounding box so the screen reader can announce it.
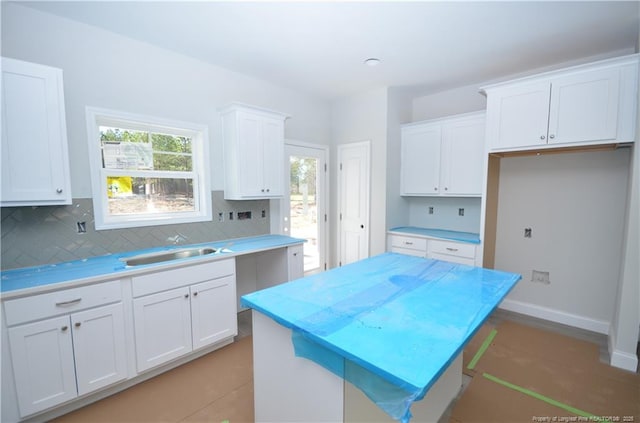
[86,107,211,230]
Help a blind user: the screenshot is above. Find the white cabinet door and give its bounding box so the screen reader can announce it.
[261,116,285,197]
[191,275,237,350]
[71,303,128,396]
[8,315,77,416]
[400,124,441,195]
[490,82,551,150]
[1,57,71,206]
[133,287,192,372]
[236,111,264,197]
[287,244,304,280]
[221,103,288,199]
[548,67,620,144]
[441,116,485,196]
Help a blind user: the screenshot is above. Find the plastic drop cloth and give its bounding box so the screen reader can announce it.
[241,252,521,422]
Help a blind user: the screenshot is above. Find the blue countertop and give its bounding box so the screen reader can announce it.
[241,252,520,421]
[1,235,304,296]
[388,226,481,244]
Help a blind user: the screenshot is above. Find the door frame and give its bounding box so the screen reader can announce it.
[337,140,371,266]
[282,139,329,274]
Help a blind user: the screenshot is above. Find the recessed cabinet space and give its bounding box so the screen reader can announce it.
[220,103,289,200]
[131,258,237,373]
[1,57,72,206]
[4,281,127,417]
[483,54,639,152]
[400,112,485,197]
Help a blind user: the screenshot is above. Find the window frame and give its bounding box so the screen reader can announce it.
[86,107,211,230]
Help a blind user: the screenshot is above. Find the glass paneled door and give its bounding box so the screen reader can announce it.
[284,142,327,275]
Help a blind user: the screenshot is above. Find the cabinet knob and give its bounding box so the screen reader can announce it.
[61,326,68,332]
[184,294,189,298]
[266,188,270,192]
[193,292,198,296]
[261,189,265,192]
[56,188,63,194]
[75,322,81,328]
[434,187,438,191]
[549,134,555,139]
[540,135,546,140]
[444,187,448,191]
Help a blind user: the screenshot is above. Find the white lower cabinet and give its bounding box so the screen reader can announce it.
[427,239,476,266]
[132,259,237,373]
[133,287,193,372]
[387,233,477,265]
[6,296,127,417]
[190,276,237,350]
[388,235,427,257]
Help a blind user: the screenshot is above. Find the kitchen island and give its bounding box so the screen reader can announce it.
[241,252,521,422]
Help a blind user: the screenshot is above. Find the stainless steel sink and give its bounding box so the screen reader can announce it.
[123,247,217,266]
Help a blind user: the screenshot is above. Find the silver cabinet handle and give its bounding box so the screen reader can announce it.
[56,298,82,307]
[444,187,448,191]
[434,187,438,191]
[184,294,189,298]
[56,188,63,193]
[61,326,68,332]
[549,134,555,139]
[75,322,81,328]
[266,188,270,192]
[404,241,413,245]
[540,135,546,140]
[446,247,459,252]
[193,292,198,296]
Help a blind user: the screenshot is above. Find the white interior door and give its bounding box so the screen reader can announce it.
[338,141,370,266]
[283,141,328,274]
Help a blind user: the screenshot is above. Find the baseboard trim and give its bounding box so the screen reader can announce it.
[608,331,639,372]
[498,298,610,334]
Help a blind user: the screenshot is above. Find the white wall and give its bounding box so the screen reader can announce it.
[412,83,487,122]
[607,20,640,371]
[385,88,412,230]
[1,3,331,198]
[494,150,631,332]
[330,88,388,265]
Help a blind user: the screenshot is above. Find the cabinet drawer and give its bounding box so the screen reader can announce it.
[132,258,235,298]
[428,240,476,259]
[4,280,122,326]
[389,235,427,251]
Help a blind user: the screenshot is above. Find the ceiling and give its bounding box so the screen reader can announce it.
[20,1,640,100]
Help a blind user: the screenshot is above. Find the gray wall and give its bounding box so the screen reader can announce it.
[494,149,631,328]
[1,192,269,270]
[1,3,331,269]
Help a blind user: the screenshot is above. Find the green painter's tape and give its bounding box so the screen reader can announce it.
[467,329,497,370]
[482,373,600,420]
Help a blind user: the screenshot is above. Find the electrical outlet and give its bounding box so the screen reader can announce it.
[229,212,234,221]
[531,270,550,284]
[218,212,224,222]
[458,208,464,216]
[428,206,434,215]
[76,221,87,234]
[524,228,532,238]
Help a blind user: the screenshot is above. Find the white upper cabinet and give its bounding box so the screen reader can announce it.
[483,54,638,152]
[220,103,289,200]
[401,112,485,197]
[1,57,71,206]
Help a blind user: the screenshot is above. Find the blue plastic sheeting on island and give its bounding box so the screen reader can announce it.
[241,253,521,422]
[389,226,481,244]
[1,235,304,293]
